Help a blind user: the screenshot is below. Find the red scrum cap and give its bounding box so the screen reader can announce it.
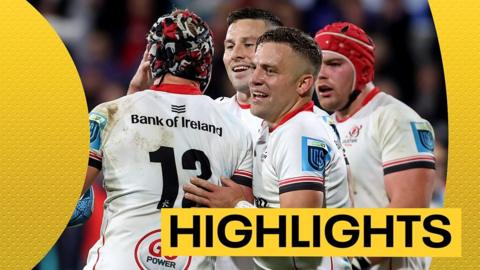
[314,22,375,91]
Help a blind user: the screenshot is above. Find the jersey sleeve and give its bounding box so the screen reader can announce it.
[273,126,329,195]
[374,104,436,175]
[231,133,254,187]
[88,105,109,170]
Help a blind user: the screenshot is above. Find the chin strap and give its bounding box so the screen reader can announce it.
[340,89,361,111]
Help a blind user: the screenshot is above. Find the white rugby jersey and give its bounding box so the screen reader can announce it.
[252,102,349,270]
[215,95,263,143]
[216,96,352,209]
[215,98,352,270]
[334,88,435,270]
[84,84,253,270]
[214,96,260,270]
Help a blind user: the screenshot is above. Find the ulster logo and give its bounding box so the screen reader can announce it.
[342,124,362,146]
[301,137,331,172]
[171,105,186,113]
[348,125,362,138]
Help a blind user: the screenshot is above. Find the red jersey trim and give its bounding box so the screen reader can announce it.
[93,217,110,270]
[383,155,436,168]
[235,96,251,109]
[279,176,325,187]
[270,101,314,132]
[233,170,253,178]
[150,83,202,95]
[335,87,381,123]
[89,151,102,161]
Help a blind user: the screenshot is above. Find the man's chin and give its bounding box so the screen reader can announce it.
[232,82,250,94]
[249,106,263,118]
[319,100,339,112]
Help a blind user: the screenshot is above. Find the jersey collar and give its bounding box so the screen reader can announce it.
[270,101,314,132]
[150,83,202,95]
[335,87,380,123]
[235,96,251,109]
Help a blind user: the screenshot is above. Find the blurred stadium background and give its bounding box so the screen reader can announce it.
[27,0,448,269]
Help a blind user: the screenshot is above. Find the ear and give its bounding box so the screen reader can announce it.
[296,74,314,97]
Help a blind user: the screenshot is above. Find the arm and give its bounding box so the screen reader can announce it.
[376,105,436,207]
[385,168,435,208]
[183,146,254,208]
[68,166,101,228]
[275,124,329,209]
[82,165,101,195]
[280,190,324,208]
[127,47,152,95]
[359,107,436,268]
[183,176,250,208]
[352,168,435,268]
[182,127,255,207]
[68,107,107,227]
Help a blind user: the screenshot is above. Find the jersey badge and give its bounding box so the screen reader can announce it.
[89,112,107,151]
[301,136,331,172]
[410,122,434,152]
[348,124,362,138]
[342,124,362,145]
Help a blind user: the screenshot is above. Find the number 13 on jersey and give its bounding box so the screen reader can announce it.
[149,146,212,209]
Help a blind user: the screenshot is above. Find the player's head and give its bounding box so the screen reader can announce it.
[250,27,322,124]
[147,9,214,91]
[224,8,283,94]
[314,22,375,112]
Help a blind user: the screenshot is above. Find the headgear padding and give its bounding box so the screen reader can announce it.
[315,22,375,91]
[147,10,214,91]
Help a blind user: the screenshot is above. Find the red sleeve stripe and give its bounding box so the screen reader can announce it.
[89,151,102,161]
[383,155,435,168]
[233,170,253,177]
[279,176,324,187]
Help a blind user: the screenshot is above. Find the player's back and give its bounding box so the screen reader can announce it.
[85,85,253,270]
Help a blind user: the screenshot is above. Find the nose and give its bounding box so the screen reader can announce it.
[249,66,263,88]
[231,44,246,60]
[318,64,328,80]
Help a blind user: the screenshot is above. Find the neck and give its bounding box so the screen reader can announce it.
[154,74,200,89]
[337,82,375,118]
[268,98,311,130]
[236,91,250,106]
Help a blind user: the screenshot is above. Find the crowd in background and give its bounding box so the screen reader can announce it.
[28,0,448,269]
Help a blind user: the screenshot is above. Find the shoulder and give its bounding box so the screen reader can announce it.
[90,94,141,122]
[214,96,232,103]
[214,95,234,106]
[208,101,251,141]
[274,111,329,142]
[372,92,426,124]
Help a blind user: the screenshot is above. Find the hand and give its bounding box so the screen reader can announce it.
[68,186,94,227]
[127,47,152,95]
[183,176,246,208]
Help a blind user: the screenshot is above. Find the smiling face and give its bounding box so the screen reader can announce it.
[249,42,303,124]
[223,19,269,94]
[315,51,355,112]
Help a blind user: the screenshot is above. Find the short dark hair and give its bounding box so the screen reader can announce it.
[256,27,322,76]
[226,7,283,27]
